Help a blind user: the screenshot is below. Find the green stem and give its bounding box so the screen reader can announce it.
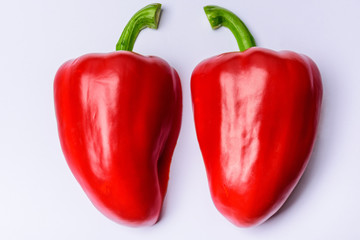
[204,5,256,52]
[116,3,162,51]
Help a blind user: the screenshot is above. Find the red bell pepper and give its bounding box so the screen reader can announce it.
[191,5,322,227]
[54,4,182,226]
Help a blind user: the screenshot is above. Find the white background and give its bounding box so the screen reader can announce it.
[0,0,359,239]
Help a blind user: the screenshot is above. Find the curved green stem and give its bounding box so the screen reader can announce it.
[204,5,256,52]
[116,3,162,51]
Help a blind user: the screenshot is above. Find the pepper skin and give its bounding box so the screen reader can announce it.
[191,6,322,227]
[54,4,182,226]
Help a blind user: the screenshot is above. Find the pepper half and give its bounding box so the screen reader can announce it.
[191,5,322,227]
[54,3,182,226]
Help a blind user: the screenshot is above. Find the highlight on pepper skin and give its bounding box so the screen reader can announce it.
[191,5,322,227]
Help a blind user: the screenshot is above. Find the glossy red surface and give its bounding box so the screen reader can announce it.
[54,51,182,226]
[191,47,322,227]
